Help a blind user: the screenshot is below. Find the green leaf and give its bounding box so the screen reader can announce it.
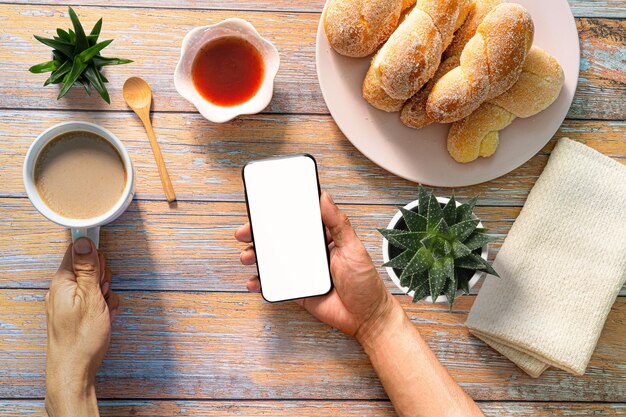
[83,65,110,103]
[400,246,434,279]
[57,57,88,100]
[451,240,472,259]
[432,217,450,237]
[411,276,429,302]
[388,232,427,251]
[44,61,72,85]
[427,194,443,230]
[33,35,75,58]
[68,29,76,43]
[418,186,429,216]
[56,28,71,41]
[431,238,447,258]
[78,39,113,62]
[477,256,499,277]
[450,219,480,241]
[87,34,99,46]
[442,256,454,280]
[399,207,427,232]
[92,56,133,67]
[428,259,447,302]
[445,272,458,309]
[82,80,92,95]
[90,17,103,40]
[456,196,478,222]
[68,6,88,52]
[383,249,414,269]
[53,50,69,64]
[457,269,471,294]
[400,272,414,288]
[378,228,406,237]
[456,253,487,271]
[379,228,409,250]
[29,60,59,73]
[442,196,457,226]
[464,231,494,251]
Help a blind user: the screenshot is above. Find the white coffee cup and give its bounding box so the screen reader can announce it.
[23,121,135,248]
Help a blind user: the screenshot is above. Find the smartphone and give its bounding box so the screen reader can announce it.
[242,154,333,303]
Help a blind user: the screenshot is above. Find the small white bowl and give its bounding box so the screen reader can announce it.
[381,197,489,304]
[174,18,280,123]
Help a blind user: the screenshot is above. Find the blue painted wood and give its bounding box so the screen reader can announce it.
[0,291,624,401]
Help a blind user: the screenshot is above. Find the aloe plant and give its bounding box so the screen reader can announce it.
[379,187,499,308]
[29,6,132,103]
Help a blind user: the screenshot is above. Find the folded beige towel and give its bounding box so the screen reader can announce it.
[466,138,626,378]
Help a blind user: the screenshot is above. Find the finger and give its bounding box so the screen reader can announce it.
[102,268,112,296]
[72,237,101,290]
[99,253,106,285]
[320,191,359,248]
[106,291,120,321]
[240,247,256,266]
[325,226,333,245]
[246,276,261,293]
[235,223,252,243]
[102,267,112,289]
[53,245,76,284]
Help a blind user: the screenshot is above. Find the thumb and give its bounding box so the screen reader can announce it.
[72,237,101,290]
[320,192,359,248]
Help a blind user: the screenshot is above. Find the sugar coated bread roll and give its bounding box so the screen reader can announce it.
[427,3,534,123]
[445,0,503,59]
[447,46,564,163]
[362,0,472,110]
[400,54,460,129]
[324,0,415,58]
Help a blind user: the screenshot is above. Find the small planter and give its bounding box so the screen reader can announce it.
[381,196,489,304]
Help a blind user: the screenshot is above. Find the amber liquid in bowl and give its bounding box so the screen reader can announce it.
[191,37,265,107]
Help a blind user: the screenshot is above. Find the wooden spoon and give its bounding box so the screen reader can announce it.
[123,76,177,203]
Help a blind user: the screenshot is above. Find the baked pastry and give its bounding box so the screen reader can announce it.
[447,46,564,163]
[444,0,503,59]
[400,54,460,129]
[426,3,534,123]
[362,0,472,110]
[324,0,415,58]
[401,0,505,128]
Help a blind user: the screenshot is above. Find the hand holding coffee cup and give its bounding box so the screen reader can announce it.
[23,121,135,248]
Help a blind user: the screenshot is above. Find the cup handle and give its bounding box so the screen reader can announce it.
[71,227,100,249]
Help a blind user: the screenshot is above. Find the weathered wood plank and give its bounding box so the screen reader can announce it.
[0,291,623,401]
[573,19,626,120]
[0,0,623,17]
[0,198,515,291]
[1,111,624,204]
[2,197,626,295]
[0,400,624,416]
[0,5,623,119]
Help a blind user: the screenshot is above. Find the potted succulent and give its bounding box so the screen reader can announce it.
[379,187,498,308]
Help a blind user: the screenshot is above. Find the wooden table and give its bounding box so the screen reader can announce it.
[0,1,624,415]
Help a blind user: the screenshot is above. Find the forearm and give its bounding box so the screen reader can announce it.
[358,302,484,417]
[45,366,99,417]
[45,387,98,417]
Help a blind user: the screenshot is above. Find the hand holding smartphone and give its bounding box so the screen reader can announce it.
[242,154,333,302]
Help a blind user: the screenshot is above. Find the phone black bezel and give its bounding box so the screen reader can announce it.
[241,153,334,303]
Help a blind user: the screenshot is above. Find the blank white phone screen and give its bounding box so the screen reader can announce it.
[243,155,332,302]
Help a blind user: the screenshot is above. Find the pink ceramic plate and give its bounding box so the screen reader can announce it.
[315,0,579,187]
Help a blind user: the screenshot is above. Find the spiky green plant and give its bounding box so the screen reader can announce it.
[29,6,132,103]
[379,187,499,308]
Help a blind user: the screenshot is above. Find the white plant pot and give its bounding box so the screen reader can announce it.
[381,197,489,304]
